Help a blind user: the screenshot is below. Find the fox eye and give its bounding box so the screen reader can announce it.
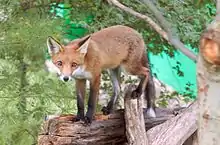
[56,61,62,66]
[72,62,78,67]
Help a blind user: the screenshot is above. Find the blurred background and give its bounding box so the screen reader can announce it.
[0,0,215,144]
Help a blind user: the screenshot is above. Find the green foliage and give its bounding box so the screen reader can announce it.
[0,4,77,144]
[0,0,216,144]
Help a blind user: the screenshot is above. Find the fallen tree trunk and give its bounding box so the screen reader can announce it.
[38,106,187,145]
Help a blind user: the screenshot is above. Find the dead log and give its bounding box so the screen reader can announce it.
[124,84,148,145]
[38,106,182,145]
[183,131,198,145]
[146,101,197,145]
[37,81,198,145]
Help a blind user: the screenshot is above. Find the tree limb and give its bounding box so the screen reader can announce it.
[140,0,197,62]
[147,101,198,145]
[107,0,167,41]
[216,0,220,20]
[107,0,197,62]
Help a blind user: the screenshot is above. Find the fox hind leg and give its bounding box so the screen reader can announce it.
[143,53,156,117]
[125,53,156,118]
[131,67,156,118]
[102,67,121,115]
[131,67,149,99]
[145,72,156,118]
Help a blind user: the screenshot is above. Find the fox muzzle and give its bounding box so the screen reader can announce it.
[59,75,72,82]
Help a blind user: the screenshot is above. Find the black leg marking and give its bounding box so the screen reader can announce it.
[74,79,86,122]
[102,67,121,115]
[85,88,96,125]
[85,76,100,125]
[75,95,85,121]
[131,76,145,99]
[145,73,155,109]
[144,73,156,117]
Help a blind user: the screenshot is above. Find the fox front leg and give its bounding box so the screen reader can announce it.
[84,74,101,124]
[75,79,86,121]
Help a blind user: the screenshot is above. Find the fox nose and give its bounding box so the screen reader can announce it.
[63,76,69,82]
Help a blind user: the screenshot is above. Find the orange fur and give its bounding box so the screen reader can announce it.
[51,25,147,77]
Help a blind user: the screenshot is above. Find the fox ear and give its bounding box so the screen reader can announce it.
[76,35,91,54]
[47,36,63,55]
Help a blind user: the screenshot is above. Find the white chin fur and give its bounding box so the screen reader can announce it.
[45,60,61,75]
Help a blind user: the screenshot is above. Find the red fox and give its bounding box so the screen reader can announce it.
[45,25,156,124]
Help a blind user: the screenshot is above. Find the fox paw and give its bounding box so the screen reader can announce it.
[83,116,92,126]
[101,106,111,115]
[73,115,84,122]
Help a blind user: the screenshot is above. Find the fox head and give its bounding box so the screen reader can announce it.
[45,35,92,82]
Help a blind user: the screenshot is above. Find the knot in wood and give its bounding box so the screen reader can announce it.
[200,29,220,65]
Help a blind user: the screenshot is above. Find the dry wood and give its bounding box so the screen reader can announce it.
[196,20,220,145]
[146,101,197,145]
[183,131,197,145]
[38,106,182,145]
[216,0,220,20]
[37,83,198,145]
[124,84,148,145]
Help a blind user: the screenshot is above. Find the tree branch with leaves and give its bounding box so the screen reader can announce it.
[107,0,197,62]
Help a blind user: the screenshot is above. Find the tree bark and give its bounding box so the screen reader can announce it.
[196,19,220,145]
[182,131,197,145]
[38,107,184,145]
[107,0,197,62]
[147,101,197,145]
[216,0,220,20]
[124,84,148,145]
